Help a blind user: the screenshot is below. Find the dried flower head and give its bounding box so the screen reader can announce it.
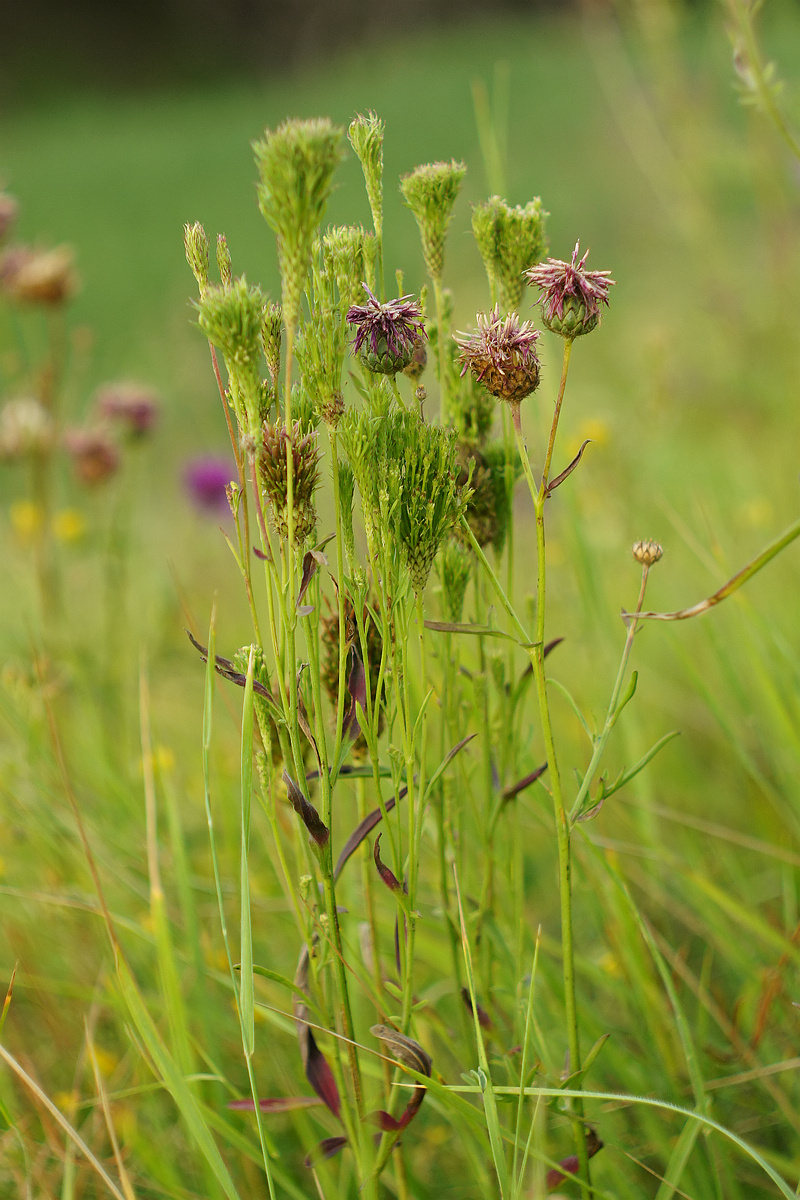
[400,160,466,282]
[632,539,664,567]
[526,241,615,338]
[184,456,234,515]
[347,286,426,376]
[64,428,120,486]
[96,382,159,438]
[0,397,54,459]
[259,420,321,545]
[3,245,78,306]
[455,306,541,405]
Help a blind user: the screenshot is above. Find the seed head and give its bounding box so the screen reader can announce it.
[472,195,548,311]
[455,306,541,405]
[632,539,663,567]
[259,420,321,545]
[347,285,426,376]
[526,241,615,339]
[400,159,466,282]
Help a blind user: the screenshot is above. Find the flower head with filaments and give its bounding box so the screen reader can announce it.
[455,306,541,405]
[526,241,615,338]
[346,285,426,375]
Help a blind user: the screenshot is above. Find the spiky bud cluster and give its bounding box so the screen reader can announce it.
[183,222,209,296]
[347,286,426,376]
[0,397,54,459]
[216,234,233,288]
[400,160,466,282]
[632,539,663,567]
[456,307,541,405]
[387,410,466,594]
[259,420,321,545]
[438,541,472,624]
[322,225,375,311]
[526,241,615,339]
[196,278,266,433]
[472,196,549,311]
[348,112,384,242]
[254,118,345,332]
[261,302,282,388]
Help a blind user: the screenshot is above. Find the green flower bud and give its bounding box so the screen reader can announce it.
[472,196,548,311]
[259,419,321,545]
[348,112,384,240]
[216,234,233,288]
[183,221,209,296]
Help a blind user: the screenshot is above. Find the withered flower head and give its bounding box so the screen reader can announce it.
[346,285,426,376]
[632,539,663,567]
[525,241,614,338]
[455,306,541,405]
[3,245,78,306]
[96,381,159,438]
[64,428,120,486]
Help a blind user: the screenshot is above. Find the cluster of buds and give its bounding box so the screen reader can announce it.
[258,420,321,545]
[472,195,548,311]
[196,277,267,436]
[346,286,426,377]
[400,159,466,282]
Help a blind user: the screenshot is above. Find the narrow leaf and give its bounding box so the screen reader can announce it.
[239,647,256,1057]
[546,439,591,495]
[374,833,402,893]
[283,771,329,847]
[334,790,403,881]
[501,763,547,803]
[425,620,519,643]
[228,1096,323,1113]
[303,1136,348,1168]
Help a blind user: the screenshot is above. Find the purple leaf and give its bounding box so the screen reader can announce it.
[294,947,341,1119]
[297,545,329,611]
[304,1136,348,1168]
[341,651,366,742]
[373,833,401,893]
[228,1095,323,1113]
[502,763,547,803]
[283,771,329,848]
[460,986,492,1029]
[545,1129,603,1191]
[334,790,404,881]
[546,439,592,496]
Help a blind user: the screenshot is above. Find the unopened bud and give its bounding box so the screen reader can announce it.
[183,222,209,295]
[632,539,663,566]
[216,234,232,288]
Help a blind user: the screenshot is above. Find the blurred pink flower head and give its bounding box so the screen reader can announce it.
[96,381,160,438]
[184,456,234,516]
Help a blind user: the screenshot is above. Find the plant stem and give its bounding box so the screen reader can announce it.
[511,339,591,1194]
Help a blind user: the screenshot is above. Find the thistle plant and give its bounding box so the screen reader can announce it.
[179,106,800,1200]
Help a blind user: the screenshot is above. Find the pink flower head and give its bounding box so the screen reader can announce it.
[346,285,426,375]
[96,381,159,438]
[526,241,615,338]
[455,306,541,404]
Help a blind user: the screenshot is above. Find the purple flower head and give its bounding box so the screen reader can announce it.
[346,285,426,375]
[455,306,541,405]
[184,456,234,516]
[96,381,159,438]
[525,241,615,338]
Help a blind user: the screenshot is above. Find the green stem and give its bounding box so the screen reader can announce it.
[328,428,349,779]
[510,341,590,1194]
[433,276,448,425]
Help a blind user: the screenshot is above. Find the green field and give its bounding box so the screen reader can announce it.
[2,5,800,1197]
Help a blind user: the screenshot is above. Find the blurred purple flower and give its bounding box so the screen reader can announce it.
[184,456,234,516]
[96,381,159,438]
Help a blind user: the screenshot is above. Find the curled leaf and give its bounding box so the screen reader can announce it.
[545,439,591,496]
[297,545,329,612]
[334,788,404,881]
[369,1025,432,1134]
[303,1136,348,1168]
[294,945,341,1119]
[342,650,366,742]
[373,833,402,893]
[283,771,329,848]
[502,762,547,803]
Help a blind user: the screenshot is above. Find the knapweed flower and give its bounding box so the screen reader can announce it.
[455,307,541,405]
[184,456,234,515]
[632,539,663,567]
[2,245,78,306]
[64,429,120,486]
[525,241,615,339]
[96,382,159,438]
[346,285,426,376]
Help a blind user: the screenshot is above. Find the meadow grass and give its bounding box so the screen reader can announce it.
[1,5,800,1198]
